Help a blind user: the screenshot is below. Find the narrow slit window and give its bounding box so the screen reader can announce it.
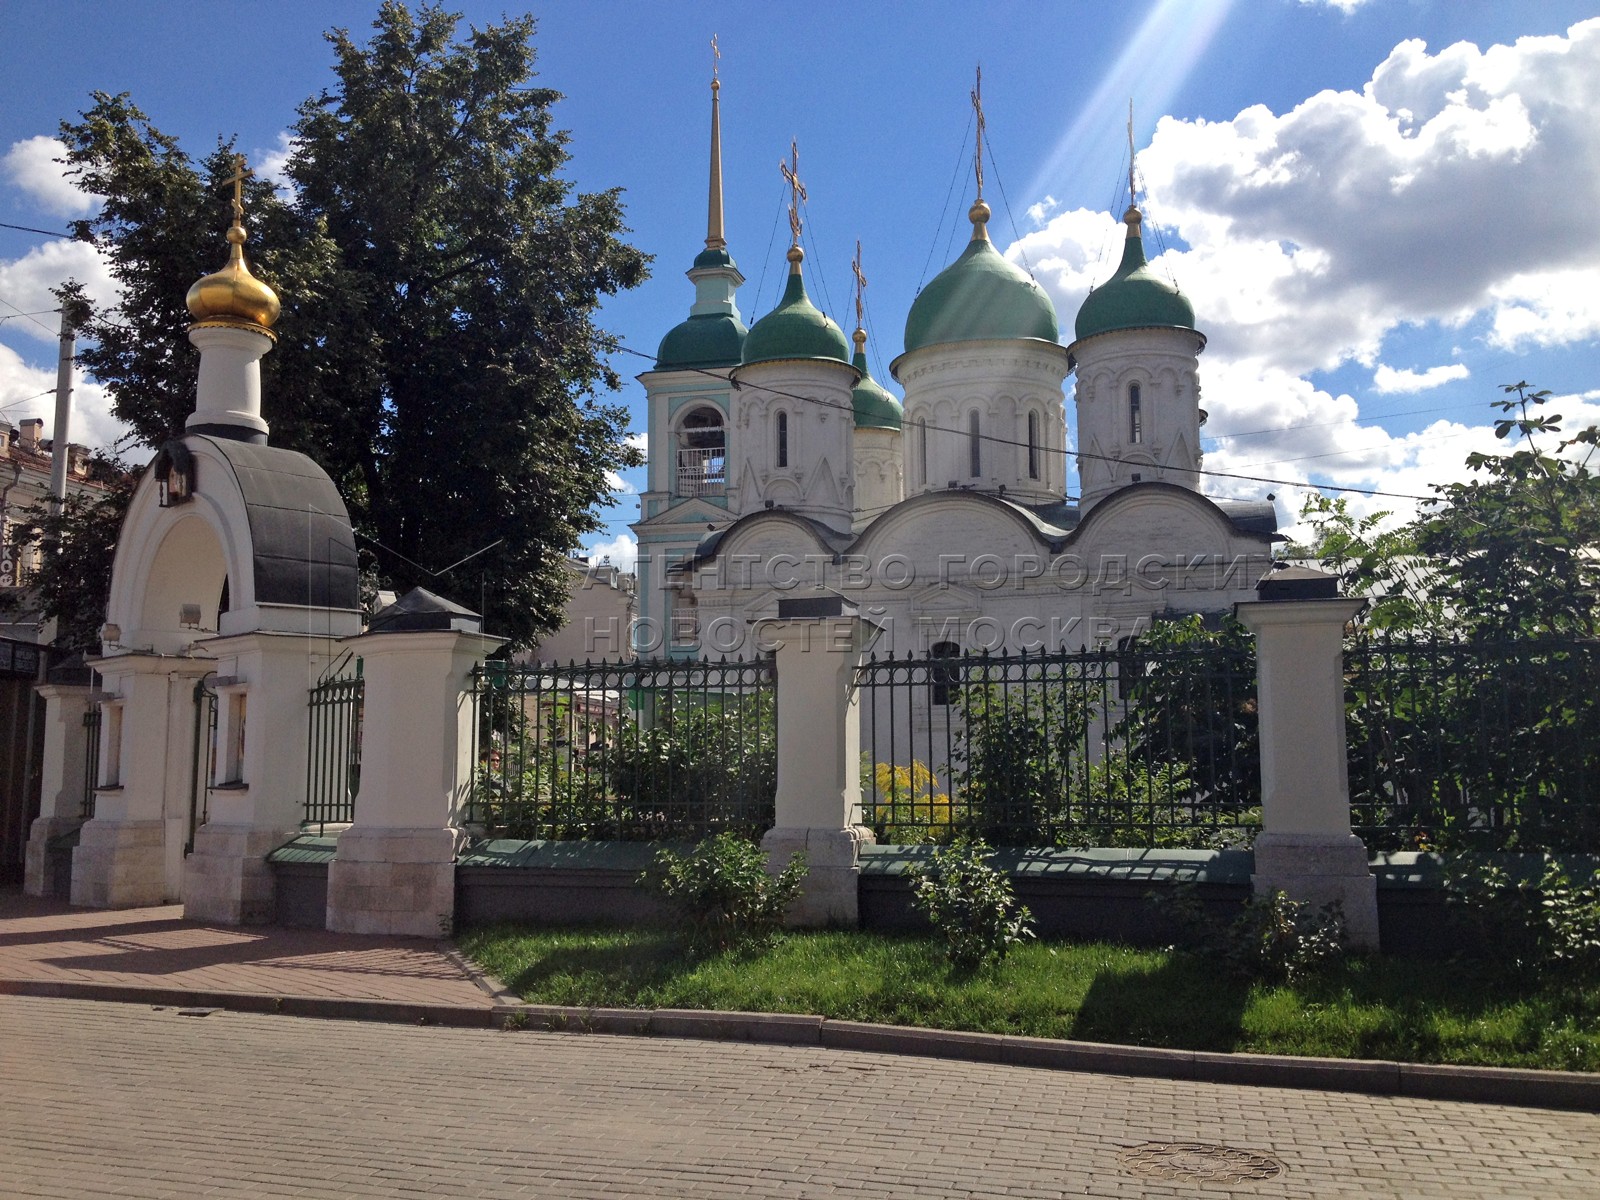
[1129,384,1143,444]
[1027,411,1041,480]
[776,412,789,468]
[918,418,928,484]
[969,411,981,478]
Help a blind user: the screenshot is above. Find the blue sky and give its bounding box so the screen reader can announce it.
[2,0,1597,568]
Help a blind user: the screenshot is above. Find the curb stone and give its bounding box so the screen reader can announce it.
[4,976,1596,1113]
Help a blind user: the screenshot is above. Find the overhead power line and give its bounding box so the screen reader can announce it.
[0,220,73,239]
[607,341,1438,503]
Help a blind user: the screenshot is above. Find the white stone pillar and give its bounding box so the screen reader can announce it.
[186,325,271,441]
[72,655,214,908]
[23,680,94,897]
[759,599,877,926]
[182,632,344,925]
[1236,591,1379,950]
[325,625,503,936]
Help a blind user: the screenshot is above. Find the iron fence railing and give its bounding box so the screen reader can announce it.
[1345,634,1600,853]
[306,662,363,831]
[80,704,100,819]
[468,656,775,841]
[856,641,1260,849]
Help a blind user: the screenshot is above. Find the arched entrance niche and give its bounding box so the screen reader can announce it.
[135,515,230,646]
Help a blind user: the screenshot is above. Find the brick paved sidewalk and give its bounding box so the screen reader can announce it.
[0,889,494,1008]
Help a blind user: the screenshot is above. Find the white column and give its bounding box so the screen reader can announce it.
[325,627,503,936]
[23,681,93,897]
[760,604,877,926]
[186,325,271,441]
[1236,596,1379,950]
[182,632,340,925]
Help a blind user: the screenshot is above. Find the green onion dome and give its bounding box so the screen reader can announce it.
[850,331,902,430]
[741,246,851,366]
[1073,205,1198,343]
[655,312,748,370]
[903,201,1058,354]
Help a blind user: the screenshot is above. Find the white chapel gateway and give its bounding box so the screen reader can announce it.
[632,74,1279,662]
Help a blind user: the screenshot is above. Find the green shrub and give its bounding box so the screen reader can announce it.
[1445,856,1600,981]
[640,832,806,952]
[910,837,1035,970]
[1156,885,1346,983]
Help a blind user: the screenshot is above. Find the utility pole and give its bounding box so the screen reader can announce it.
[47,302,76,515]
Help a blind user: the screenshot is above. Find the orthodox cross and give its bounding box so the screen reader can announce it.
[223,154,253,225]
[852,240,867,331]
[971,65,986,201]
[779,139,806,247]
[711,33,719,81]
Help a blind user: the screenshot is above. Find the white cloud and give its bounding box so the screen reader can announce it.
[626,430,648,461]
[1,137,99,217]
[0,238,118,343]
[1026,195,1060,225]
[0,340,128,454]
[1372,363,1469,393]
[584,532,637,574]
[1299,0,1374,13]
[603,468,639,497]
[253,131,297,200]
[1010,19,1600,523]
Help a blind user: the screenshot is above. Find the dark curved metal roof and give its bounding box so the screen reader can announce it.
[191,435,360,611]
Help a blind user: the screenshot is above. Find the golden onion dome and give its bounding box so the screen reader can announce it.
[186,204,280,337]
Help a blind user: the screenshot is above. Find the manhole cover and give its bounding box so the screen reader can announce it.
[1117,1141,1284,1184]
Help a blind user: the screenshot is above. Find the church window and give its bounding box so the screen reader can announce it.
[1129,384,1143,444]
[930,640,961,706]
[776,411,789,468]
[1027,411,1040,480]
[968,411,981,478]
[918,418,928,485]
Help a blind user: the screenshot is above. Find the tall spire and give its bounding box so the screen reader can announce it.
[706,34,726,253]
[1124,98,1143,239]
[779,139,807,273]
[968,65,991,242]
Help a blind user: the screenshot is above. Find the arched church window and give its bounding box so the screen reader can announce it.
[776,411,789,469]
[969,411,981,478]
[1027,411,1041,480]
[1129,384,1143,445]
[930,640,961,706]
[676,406,725,498]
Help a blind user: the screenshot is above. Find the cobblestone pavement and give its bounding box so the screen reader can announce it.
[0,892,490,1008]
[4,995,1598,1200]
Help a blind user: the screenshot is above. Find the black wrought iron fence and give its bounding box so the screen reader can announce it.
[80,704,100,819]
[306,662,363,831]
[1345,634,1600,853]
[857,632,1259,849]
[468,656,776,841]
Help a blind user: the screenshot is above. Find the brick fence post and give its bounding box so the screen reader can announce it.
[1235,567,1379,950]
[759,597,878,927]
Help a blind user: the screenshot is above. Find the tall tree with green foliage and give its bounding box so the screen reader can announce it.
[55,2,646,649]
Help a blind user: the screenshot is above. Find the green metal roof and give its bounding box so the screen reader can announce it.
[741,267,851,366]
[655,313,748,370]
[693,245,736,270]
[851,349,902,430]
[1073,219,1197,343]
[903,234,1059,353]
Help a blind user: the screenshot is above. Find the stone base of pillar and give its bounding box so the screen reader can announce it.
[325,827,464,937]
[1252,831,1379,951]
[762,825,875,928]
[23,816,84,898]
[70,819,167,909]
[183,825,298,926]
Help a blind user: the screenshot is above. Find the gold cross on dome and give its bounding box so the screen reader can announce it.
[779,140,806,247]
[222,154,253,224]
[711,33,719,80]
[971,65,986,201]
[852,240,867,330]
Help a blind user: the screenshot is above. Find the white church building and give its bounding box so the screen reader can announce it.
[631,79,1279,662]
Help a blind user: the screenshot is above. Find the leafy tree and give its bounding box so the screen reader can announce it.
[56,2,647,648]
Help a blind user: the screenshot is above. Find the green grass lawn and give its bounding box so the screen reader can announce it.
[456,924,1600,1072]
